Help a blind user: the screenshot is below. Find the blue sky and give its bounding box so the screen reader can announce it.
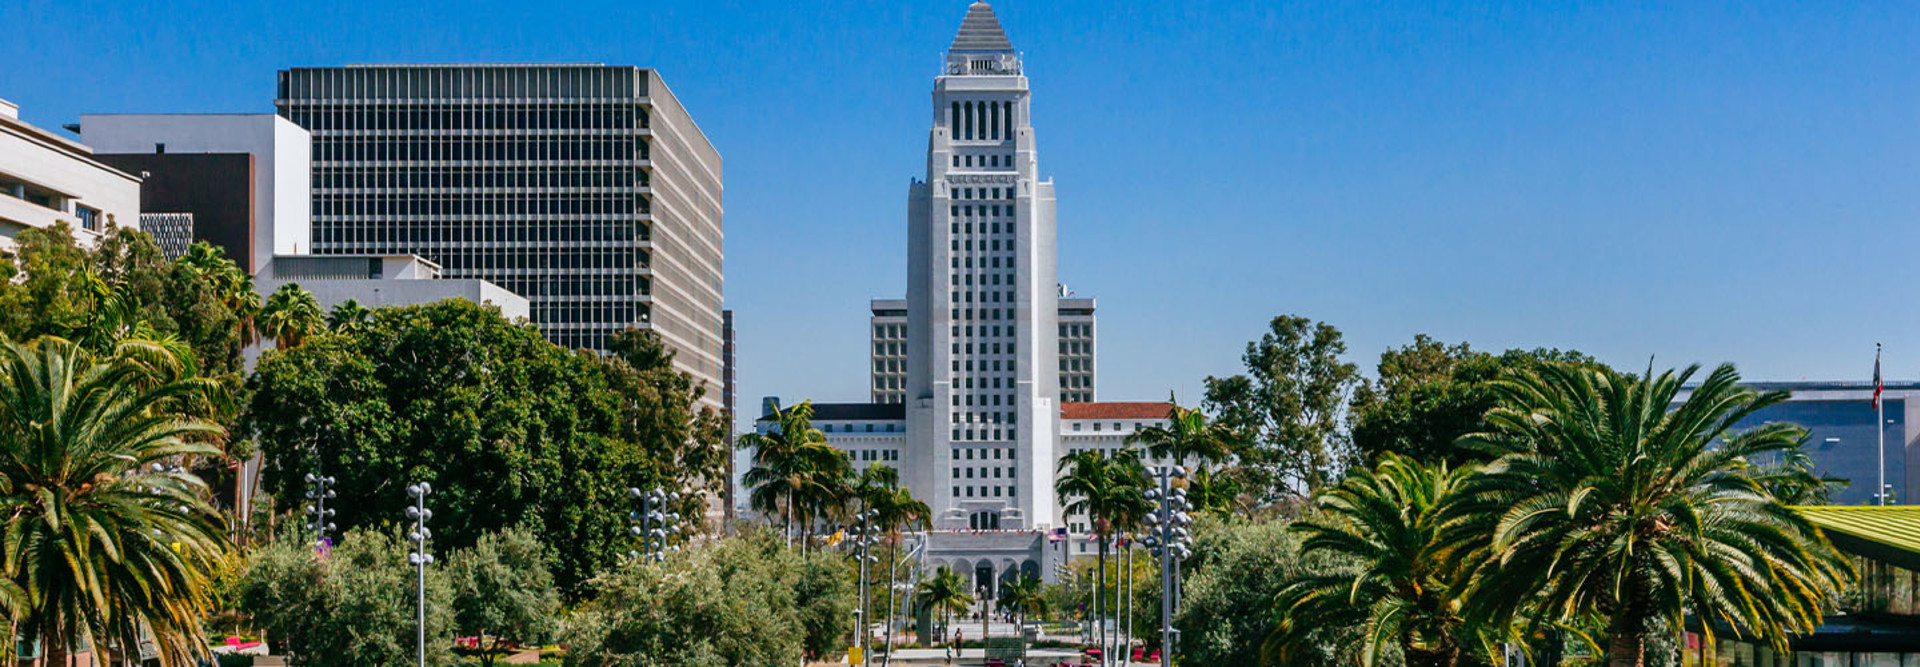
[5,1,1918,429]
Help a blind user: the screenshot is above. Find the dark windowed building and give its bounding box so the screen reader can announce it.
[274,64,725,405]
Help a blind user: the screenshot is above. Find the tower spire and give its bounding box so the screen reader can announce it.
[949,2,1014,53]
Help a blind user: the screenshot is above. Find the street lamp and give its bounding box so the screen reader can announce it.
[405,482,434,667]
[304,472,337,554]
[628,487,683,562]
[850,509,882,657]
[1145,466,1192,667]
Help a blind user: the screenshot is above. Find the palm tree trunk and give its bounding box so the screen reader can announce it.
[884,534,899,666]
[1097,535,1108,667]
[1605,595,1649,667]
[784,490,794,547]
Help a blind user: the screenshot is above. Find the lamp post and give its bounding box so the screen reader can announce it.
[628,487,682,562]
[405,482,434,667]
[303,472,336,554]
[1144,466,1192,667]
[851,509,880,658]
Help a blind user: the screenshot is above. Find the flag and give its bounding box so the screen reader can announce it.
[1048,527,1067,543]
[825,529,845,546]
[1874,346,1884,410]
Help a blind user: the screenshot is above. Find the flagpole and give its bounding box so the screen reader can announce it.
[1879,342,1887,506]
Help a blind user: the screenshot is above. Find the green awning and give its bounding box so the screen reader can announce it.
[1792,506,1920,572]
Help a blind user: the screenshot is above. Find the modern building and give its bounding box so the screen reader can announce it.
[871,295,1096,404]
[273,64,725,409]
[81,114,312,274]
[0,99,141,250]
[1682,381,1920,507]
[744,3,1170,592]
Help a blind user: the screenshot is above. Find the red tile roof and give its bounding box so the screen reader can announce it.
[1061,402,1173,420]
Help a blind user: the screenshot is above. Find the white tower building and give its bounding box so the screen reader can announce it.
[906,1,1058,533]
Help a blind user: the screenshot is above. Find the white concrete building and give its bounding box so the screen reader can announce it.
[0,99,140,250]
[80,114,311,275]
[744,3,1168,592]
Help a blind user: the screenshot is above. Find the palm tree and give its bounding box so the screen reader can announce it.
[872,484,930,666]
[326,299,373,334]
[739,402,854,550]
[177,243,259,345]
[1456,362,1851,667]
[1265,453,1485,667]
[1183,466,1243,515]
[917,566,975,647]
[0,336,233,665]
[1054,447,1151,665]
[259,283,322,349]
[998,575,1050,641]
[1125,394,1239,470]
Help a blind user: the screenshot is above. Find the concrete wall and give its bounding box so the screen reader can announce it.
[80,114,310,274]
[255,277,530,322]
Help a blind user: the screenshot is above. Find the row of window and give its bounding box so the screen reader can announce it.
[949,100,1015,142]
[953,466,1016,479]
[951,411,1015,425]
[952,394,1017,408]
[1068,422,1151,433]
[953,485,1016,499]
[951,428,1016,441]
[316,166,646,189]
[528,302,646,325]
[950,238,1015,252]
[283,104,648,132]
[855,449,899,462]
[1060,324,1091,338]
[314,193,645,216]
[312,138,648,163]
[874,323,905,339]
[817,422,903,434]
[1061,341,1091,354]
[951,153,1015,169]
[953,447,1014,460]
[311,220,648,244]
[953,272,1014,287]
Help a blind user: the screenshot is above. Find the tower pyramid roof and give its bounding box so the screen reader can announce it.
[950,2,1014,53]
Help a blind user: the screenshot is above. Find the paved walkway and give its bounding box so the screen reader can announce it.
[860,647,1152,666]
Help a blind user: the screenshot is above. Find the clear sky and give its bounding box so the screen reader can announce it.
[5,1,1918,430]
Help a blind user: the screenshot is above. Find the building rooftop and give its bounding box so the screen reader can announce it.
[950,2,1014,53]
[1062,402,1173,420]
[759,402,906,422]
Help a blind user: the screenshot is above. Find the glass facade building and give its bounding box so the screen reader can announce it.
[275,64,724,405]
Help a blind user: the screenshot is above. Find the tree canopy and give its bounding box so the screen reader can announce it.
[242,299,728,594]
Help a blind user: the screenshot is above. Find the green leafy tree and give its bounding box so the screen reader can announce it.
[1203,315,1361,504]
[260,282,323,349]
[1348,335,1596,465]
[1176,517,1353,666]
[240,529,457,666]
[1054,447,1151,658]
[915,566,974,646]
[795,550,856,661]
[561,530,810,666]
[1457,362,1853,667]
[448,527,561,665]
[243,300,726,594]
[1267,454,1487,667]
[0,336,233,665]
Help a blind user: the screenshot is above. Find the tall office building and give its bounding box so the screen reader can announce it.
[746,3,1174,589]
[274,65,725,406]
[904,0,1059,530]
